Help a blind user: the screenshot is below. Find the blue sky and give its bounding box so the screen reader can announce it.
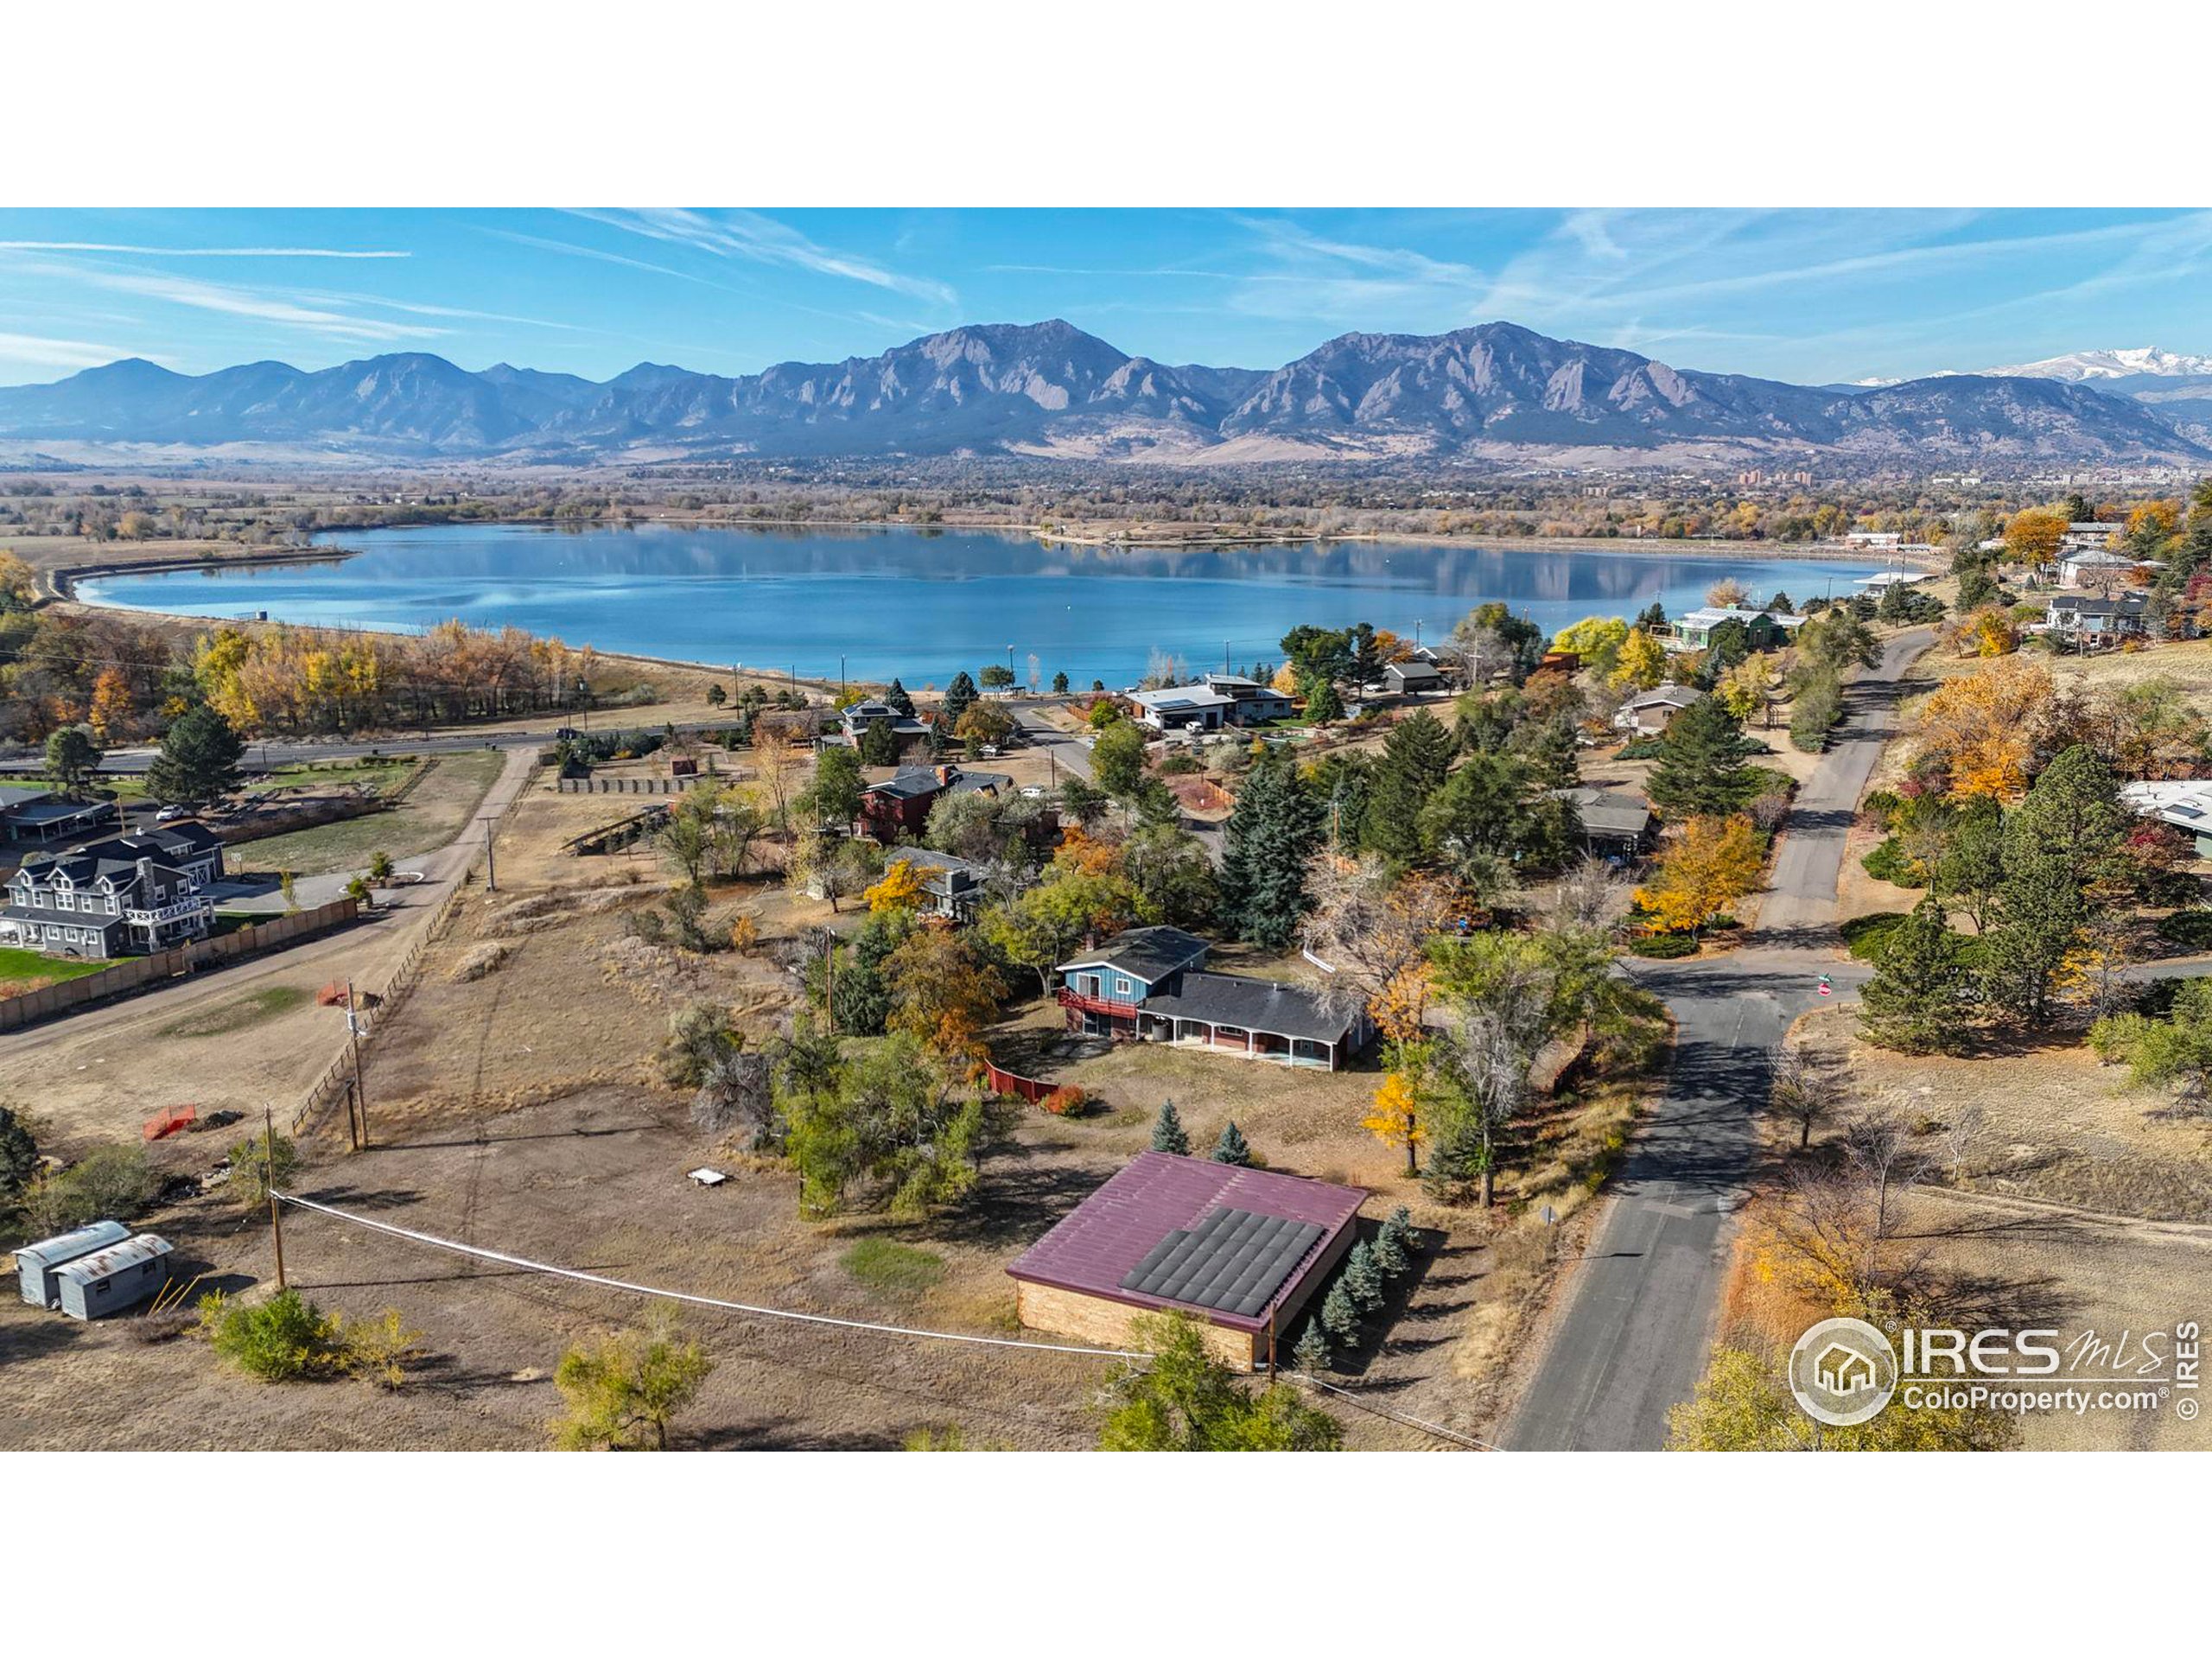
[1,207,2208,390]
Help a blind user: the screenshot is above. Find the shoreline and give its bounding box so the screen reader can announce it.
[47,524,1922,694]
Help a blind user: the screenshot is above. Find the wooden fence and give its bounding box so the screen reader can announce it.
[555,771,743,795]
[981,1059,1053,1104]
[0,899,361,1034]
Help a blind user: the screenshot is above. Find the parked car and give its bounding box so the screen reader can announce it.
[155,804,190,822]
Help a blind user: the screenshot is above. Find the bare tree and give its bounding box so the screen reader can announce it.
[1297,855,1455,1040]
[1544,857,1635,936]
[693,1050,776,1147]
[1768,1045,1843,1150]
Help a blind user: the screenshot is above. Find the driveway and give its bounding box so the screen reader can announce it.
[1502,627,1932,1451]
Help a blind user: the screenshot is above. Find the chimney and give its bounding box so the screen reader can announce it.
[936,765,957,787]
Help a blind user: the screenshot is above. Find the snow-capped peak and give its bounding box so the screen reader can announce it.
[1980,346,2212,382]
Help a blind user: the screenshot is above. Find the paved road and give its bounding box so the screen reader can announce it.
[1502,627,1932,1452]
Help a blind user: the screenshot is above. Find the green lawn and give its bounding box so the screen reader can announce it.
[229,751,505,878]
[157,983,312,1039]
[0,946,110,989]
[840,1238,947,1295]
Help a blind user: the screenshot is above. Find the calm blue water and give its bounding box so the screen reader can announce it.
[77,524,1877,688]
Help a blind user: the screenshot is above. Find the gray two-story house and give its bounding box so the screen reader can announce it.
[1,823,225,960]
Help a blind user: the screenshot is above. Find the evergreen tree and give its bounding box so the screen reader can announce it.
[2002,743,2127,887]
[1980,851,2083,1025]
[0,1102,39,1215]
[883,678,916,717]
[1931,796,2006,932]
[1211,1120,1253,1166]
[1151,1099,1190,1156]
[1636,600,1669,633]
[1319,1278,1360,1341]
[1220,747,1324,949]
[1290,1318,1332,1373]
[1359,710,1455,865]
[1051,671,1070,696]
[43,724,102,799]
[1342,1240,1385,1313]
[942,671,978,728]
[858,721,902,766]
[1301,676,1344,725]
[1646,695,1755,817]
[146,704,246,803]
[1371,1205,1413,1277]
[1859,897,1975,1054]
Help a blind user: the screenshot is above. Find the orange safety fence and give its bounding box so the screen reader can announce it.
[143,1103,197,1141]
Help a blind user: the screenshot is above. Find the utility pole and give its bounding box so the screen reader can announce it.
[481,817,498,892]
[264,1108,286,1291]
[346,979,370,1148]
[823,928,836,1033]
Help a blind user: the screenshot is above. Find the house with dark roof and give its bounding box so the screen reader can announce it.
[1383,659,1444,696]
[855,764,1014,842]
[838,698,933,757]
[1551,785,1655,857]
[2044,590,2150,643]
[1613,683,1701,735]
[1129,672,1294,733]
[0,785,117,845]
[1007,1150,1367,1370]
[1055,925,1370,1071]
[883,847,987,921]
[0,823,224,959]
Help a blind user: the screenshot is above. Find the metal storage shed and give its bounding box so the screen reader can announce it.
[15,1219,132,1307]
[53,1234,174,1320]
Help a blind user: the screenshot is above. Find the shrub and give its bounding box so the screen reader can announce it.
[1859,836,1928,888]
[1629,931,1699,958]
[1037,1084,1089,1117]
[1861,790,1904,831]
[2157,911,2212,951]
[21,1142,151,1237]
[203,1288,348,1382]
[1616,738,1664,760]
[1840,911,1909,960]
[226,1131,298,1209]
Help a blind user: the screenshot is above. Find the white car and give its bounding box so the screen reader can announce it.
[155,804,190,822]
[1020,785,1045,799]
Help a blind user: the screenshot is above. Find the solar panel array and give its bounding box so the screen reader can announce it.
[1120,1205,1324,1319]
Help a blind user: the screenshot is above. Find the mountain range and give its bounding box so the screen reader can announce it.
[1848,346,2212,448]
[0,319,2203,468]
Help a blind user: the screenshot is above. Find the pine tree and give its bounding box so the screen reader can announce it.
[1980,850,2083,1025]
[1220,747,1324,950]
[1343,1240,1385,1313]
[942,671,978,728]
[145,704,246,804]
[1371,1206,1413,1277]
[1151,1099,1190,1156]
[1211,1121,1253,1166]
[1359,711,1455,865]
[2002,742,2127,887]
[1319,1278,1360,1341]
[1859,896,1975,1054]
[884,678,916,717]
[1646,695,1755,817]
[1301,675,1344,725]
[1291,1318,1332,1373]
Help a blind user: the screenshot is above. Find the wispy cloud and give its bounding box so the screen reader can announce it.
[573,208,957,307]
[0,241,407,258]
[43,264,447,345]
[476,226,731,288]
[0,329,162,369]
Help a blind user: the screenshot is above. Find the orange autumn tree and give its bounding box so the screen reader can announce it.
[1636,813,1764,935]
[883,924,1006,1065]
[2002,507,2070,564]
[87,667,134,745]
[1912,656,2055,803]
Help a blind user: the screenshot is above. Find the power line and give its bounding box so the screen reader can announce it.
[270,1189,1145,1359]
[270,1188,1487,1450]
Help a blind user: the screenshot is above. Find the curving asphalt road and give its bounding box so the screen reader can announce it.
[1502,627,1932,1452]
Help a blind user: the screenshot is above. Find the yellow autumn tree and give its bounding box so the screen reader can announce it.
[865,855,925,913]
[1913,656,2054,803]
[1610,627,1668,691]
[1362,1068,1428,1177]
[87,667,134,744]
[1715,656,1768,721]
[2126,499,2181,542]
[2002,507,2071,563]
[1369,959,1433,1045]
[1635,813,1764,934]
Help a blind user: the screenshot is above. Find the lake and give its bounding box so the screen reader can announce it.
[77,524,1878,688]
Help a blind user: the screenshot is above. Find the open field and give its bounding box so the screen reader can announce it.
[230,750,505,877]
